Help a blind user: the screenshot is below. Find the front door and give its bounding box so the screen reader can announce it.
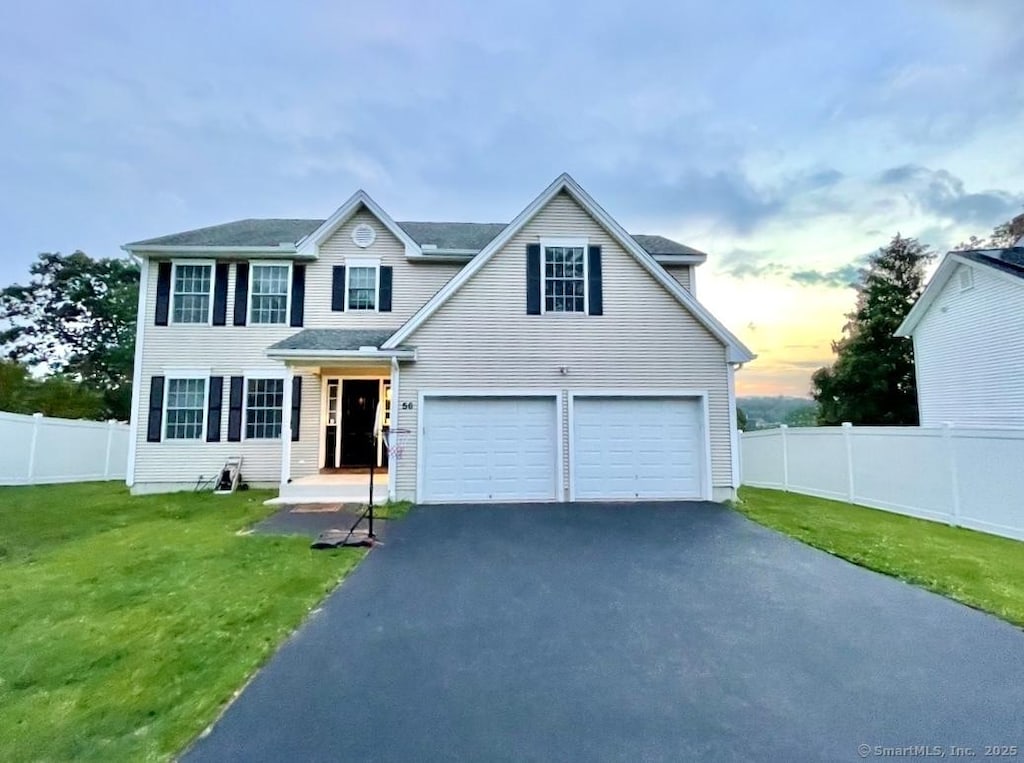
[340,379,380,467]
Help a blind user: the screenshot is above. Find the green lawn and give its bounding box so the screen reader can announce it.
[0,482,365,762]
[736,487,1024,628]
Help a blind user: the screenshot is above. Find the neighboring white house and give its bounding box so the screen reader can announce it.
[897,244,1024,428]
[123,173,755,503]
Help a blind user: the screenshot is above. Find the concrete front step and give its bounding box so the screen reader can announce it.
[267,476,388,506]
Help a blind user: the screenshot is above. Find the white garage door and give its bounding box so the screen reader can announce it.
[421,396,559,503]
[572,396,705,500]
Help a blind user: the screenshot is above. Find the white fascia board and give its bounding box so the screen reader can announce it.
[295,190,421,258]
[265,348,417,362]
[382,172,756,363]
[122,245,302,256]
[654,253,707,265]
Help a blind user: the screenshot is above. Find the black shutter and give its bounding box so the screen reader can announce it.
[331,266,346,311]
[587,245,603,316]
[212,263,229,325]
[526,244,541,315]
[206,376,223,442]
[290,265,306,327]
[155,262,171,326]
[379,266,393,312]
[233,263,249,326]
[228,376,244,441]
[146,376,165,442]
[291,376,302,442]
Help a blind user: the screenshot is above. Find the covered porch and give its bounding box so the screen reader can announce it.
[266,328,413,505]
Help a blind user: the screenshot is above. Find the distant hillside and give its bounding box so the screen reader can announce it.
[738,396,818,429]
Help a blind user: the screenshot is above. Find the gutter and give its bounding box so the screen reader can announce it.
[122,244,307,257]
[265,348,417,362]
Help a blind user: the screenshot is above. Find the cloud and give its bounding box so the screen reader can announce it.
[719,249,867,289]
[790,262,865,288]
[877,164,1024,226]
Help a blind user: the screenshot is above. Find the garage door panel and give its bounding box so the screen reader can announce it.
[572,396,704,501]
[422,396,559,503]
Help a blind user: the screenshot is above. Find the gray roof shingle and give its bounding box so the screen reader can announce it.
[957,248,1024,281]
[127,218,706,258]
[268,328,399,352]
[396,221,507,251]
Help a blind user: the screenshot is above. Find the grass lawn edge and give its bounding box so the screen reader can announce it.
[731,487,1024,630]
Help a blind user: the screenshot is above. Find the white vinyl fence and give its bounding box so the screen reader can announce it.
[0,411,130,486]
[741,423,1024,542]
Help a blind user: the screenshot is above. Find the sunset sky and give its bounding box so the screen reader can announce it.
[1,1,1021,396]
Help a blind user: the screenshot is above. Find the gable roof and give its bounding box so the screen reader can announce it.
[896,247,1024,337]
[295,190,421,258]
[381,173,755,363]
[125,217,705,260]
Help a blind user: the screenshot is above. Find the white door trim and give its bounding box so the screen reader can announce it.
[416,388,564,503]
[567,389,713,502]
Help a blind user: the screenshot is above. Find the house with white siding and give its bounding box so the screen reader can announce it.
[897,243,1024,428]
[123,173,755,504]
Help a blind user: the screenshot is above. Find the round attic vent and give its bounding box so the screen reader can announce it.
[351,223,376,248]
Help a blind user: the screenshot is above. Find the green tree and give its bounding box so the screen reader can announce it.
[784,403,819,427]
[811,234,933,426]
[0,360,107,419]
[0,360,32,413]
[736,406,748,432]
[0,252,138,419]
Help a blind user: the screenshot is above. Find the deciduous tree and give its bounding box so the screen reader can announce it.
[0,252,138,419]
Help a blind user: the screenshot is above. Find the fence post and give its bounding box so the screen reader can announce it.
[943,422,960,527]
[103,420,116,478]
[842,422,855,503]
[26,412,43,484]
[779,424,789,491]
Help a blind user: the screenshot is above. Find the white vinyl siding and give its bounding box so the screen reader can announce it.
[133,205,462,490]
[305,208,463,327]
[913,263,1024,428]
[171,263,213,324]
[662,264,692,293]
[249,264,290,324]
[394,191,733,502]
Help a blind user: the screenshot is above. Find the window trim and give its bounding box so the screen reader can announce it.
[344,257,381,313]
[248,260,293,326]
[242,373,288,441]
[162,373,209,441]
[169,259,216,326]
[540,237,588,315]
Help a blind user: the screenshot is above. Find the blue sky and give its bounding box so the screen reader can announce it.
[1,0,1022,394]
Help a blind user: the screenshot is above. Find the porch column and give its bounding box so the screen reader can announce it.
[280,367,294,486]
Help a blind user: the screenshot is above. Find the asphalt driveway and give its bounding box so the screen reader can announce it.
[186,501,1024,762]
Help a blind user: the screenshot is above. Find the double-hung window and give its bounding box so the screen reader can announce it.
[543,240,586,313]
[171,263,213,324]
[165,377,206,440]
[245,378,284,439]
[346,264,378,311]
[250,264,291,324]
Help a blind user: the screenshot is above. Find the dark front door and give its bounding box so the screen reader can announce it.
[341,380,379,467]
